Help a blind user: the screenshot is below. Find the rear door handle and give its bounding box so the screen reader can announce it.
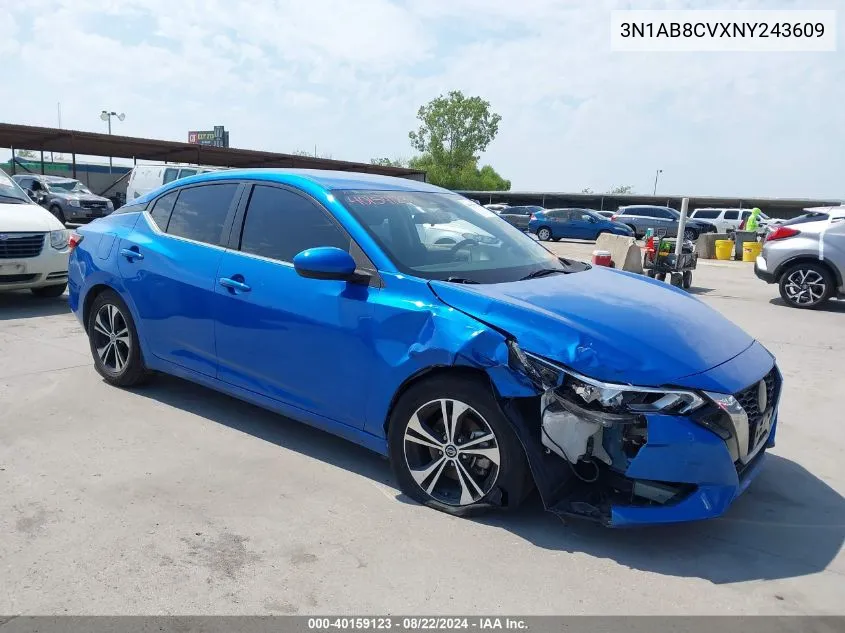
[219,277,251,293]
[120,247,144,261]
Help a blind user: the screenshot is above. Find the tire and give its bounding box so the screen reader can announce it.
[778,262,834,309]
[388,375,531,517]
[596,230,608,240]
[646,270,656,279]
[31,283,67,298]
[682,271,693,289]
[49,205,67,225]
[536,227,552,241]
[626,225,638,238]
[655,272,666,282]
[670,273,683,287]
[683,228,698,241]
[87,289,149,386]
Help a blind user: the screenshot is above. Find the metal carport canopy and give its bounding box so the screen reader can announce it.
[0,123,427,180]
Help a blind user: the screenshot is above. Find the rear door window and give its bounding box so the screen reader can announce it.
[724,211,739,220]
[149,190,179,230]
[693,210,720,219]
[166,184,239,245]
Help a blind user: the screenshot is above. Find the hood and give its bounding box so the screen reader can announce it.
[0,201,64,232]
[53,191,108,202]
[429,266,753,387]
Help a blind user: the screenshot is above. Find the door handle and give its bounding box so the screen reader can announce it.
[219,277,251,293]
[120,247,144,261]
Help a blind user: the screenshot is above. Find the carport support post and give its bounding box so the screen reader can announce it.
[675,197,689,256]
[40,149,45,174]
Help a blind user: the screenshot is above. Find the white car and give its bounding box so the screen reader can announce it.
[0,171,71,297]
[689,207,784,233]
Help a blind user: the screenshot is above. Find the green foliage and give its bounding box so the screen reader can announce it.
[408,154,510,191]
[370,157,408,167]
[608,184,634,194]
[406,91,508,190]
[15,149,37,158]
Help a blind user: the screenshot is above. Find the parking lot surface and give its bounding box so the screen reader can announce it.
[1,243,843,615]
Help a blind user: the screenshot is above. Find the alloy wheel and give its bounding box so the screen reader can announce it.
[403,399,500,506]
[784,269,826,306]
[92,304,131,373]
[538,228,550,241]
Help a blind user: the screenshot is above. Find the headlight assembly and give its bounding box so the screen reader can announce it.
[508,340,705,418]
[67,198,81,207]
[50,229,70,250]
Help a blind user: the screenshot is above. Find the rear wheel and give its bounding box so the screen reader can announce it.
[683,228,698,241]
[670,273,683,287]
[655,272,666,282]
[682,271,693,289]
[537,227,552,241]
[778,262,834,309]
[87,290,149,386]
[31,283,67,298]
[388,375,531,517]
[626,225,638,238]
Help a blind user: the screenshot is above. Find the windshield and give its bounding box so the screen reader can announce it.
[47,179,90,194]
[0,171,30,203]
[337,191,565,283]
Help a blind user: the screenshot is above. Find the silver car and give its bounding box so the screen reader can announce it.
[754,207,845,309]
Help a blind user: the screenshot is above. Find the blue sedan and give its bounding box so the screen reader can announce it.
[67,170,780,527]
[528,208,633,241]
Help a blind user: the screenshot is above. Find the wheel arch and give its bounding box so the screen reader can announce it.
[774,255,842,288]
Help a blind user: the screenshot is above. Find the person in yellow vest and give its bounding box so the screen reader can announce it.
[742,207,762,232]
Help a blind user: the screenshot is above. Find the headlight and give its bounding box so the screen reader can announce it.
[508,340,705,417]
[67,198,81,207]
[107,200,114,211]
[50,229,70,250]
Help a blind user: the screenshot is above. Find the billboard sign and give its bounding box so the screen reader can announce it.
[188,126,229,148]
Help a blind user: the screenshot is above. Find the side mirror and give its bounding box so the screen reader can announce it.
[293,247,369,283]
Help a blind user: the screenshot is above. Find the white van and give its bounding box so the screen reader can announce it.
[125,164,224,201]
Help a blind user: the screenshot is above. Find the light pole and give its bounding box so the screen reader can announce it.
[652,169,663,196]
[100,110,125,173]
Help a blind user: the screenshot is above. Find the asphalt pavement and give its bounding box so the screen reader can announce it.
[1,246,843,615]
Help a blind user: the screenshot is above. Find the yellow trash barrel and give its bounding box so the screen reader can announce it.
[715,239,734,261]
[742,241,762,262]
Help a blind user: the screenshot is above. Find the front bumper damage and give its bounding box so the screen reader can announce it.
[497,347,781,527]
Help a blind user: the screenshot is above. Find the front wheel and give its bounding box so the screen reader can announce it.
[536,227,552,241]
[388,375,531,517]
[87,289,149,386]
[683,228,698,241]
[778,263,833,309]
[49,205,67,225]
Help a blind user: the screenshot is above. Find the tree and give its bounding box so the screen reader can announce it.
[409,91,502,173]
[608,185,634,194]
[407,154,510,191]
[370,157,408,168]
[292,149,333,159]
[581,187,594,194]
[15,149,37,159]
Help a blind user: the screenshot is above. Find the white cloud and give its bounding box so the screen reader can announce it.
[1,0,843,197]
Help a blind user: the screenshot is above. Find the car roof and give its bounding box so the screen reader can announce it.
[179,168,445,193]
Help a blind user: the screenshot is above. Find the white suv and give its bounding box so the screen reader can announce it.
[689,207,784,233]
[0,171,71,297]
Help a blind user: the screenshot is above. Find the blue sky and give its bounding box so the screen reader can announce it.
[2,0,843,198]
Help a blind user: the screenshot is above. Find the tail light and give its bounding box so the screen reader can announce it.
[529,213,536,220]
[68,232,84,251]
[765,226,800,242]
[611,214,619,222]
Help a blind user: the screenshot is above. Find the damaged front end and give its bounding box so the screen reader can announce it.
[504,341,775,527]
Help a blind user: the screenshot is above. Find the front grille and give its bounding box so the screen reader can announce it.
[734,367,780,457]
[0,273,38,283]
[81,200,108,210]
[0,233,45,259]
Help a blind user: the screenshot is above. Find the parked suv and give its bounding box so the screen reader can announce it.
[12,175,113,226]
[690,208,784,233]
[0,170,71,297]
[612,205,717,240]
[755,207,845,309]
